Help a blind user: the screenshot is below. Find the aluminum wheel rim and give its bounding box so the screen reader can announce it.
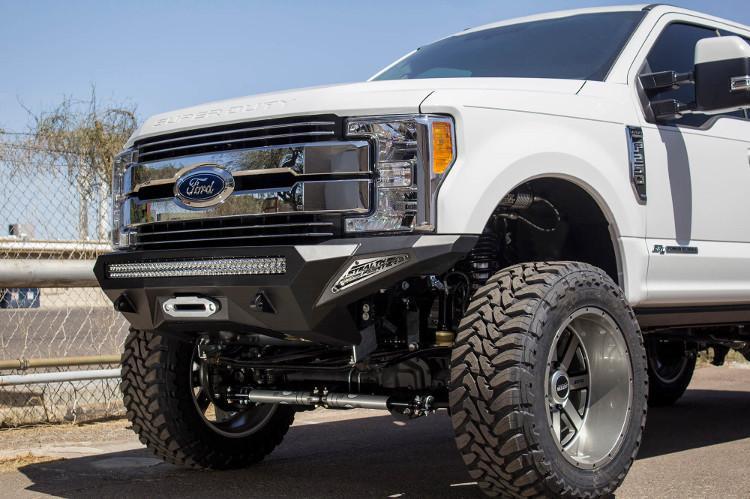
[544,307,633,469]
[190,352,277,439]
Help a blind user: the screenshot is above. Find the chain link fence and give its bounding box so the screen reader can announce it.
[0,159,129,427]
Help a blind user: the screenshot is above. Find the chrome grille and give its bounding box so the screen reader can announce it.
[117,115,371,249]
[135,115,340,163]
[122,141,372,227]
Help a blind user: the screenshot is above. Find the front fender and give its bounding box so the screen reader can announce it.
[427,105,648,303]
[434,106,643,237]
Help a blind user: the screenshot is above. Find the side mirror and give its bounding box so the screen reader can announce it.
[694,36,750,114]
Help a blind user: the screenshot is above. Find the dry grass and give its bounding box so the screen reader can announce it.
[697,348,749,367]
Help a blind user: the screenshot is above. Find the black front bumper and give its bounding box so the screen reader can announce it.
[95,235,477,345]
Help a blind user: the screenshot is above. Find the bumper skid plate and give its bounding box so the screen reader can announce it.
[95,235,477,345]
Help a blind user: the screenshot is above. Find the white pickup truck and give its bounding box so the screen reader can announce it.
[96,4,750,497]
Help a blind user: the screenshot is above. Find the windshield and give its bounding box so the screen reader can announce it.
[373,12,645,82]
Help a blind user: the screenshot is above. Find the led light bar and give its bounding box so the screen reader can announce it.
[108,257,286,279]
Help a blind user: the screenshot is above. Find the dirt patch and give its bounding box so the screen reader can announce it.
[0,453,62,472]
[0,417,132,453]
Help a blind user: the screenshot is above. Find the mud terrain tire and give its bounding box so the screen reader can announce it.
[121,329,294,469]
[450,262,648,498]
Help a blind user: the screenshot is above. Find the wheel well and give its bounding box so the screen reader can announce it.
[463,177,620,286]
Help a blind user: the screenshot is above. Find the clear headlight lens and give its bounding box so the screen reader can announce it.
[344,115,455,233]
[111,148,137,248]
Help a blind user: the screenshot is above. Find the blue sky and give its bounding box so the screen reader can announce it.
[1,0,748,131]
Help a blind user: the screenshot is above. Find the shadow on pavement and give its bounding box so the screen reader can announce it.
[18,415,479,499]
[638,388,750,459]
[16,387,750,498]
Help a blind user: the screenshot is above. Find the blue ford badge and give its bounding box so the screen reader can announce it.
[174,164,235,208]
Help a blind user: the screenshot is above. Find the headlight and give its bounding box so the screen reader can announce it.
[344,115,455,233]
[111,148,137,248]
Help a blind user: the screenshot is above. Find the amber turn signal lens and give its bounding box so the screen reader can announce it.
[431,121,454,174]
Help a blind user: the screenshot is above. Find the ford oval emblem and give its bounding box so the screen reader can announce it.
[174,164,235,209]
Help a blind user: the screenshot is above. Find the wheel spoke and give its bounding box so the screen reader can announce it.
[560,332,580,369]
[569,373,589,391]
[551,407,562,441]
[562,400,583,433]
[214,407,234,423]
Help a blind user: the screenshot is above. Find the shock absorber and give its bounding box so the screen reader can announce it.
[499,191,535,210]
[463,188,560,288]
[497,189,561,233]
[467,226,500,286]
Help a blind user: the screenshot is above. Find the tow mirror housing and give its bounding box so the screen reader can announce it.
[694,36,750,114]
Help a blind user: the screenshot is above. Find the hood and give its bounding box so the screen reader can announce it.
[128,78,585,146]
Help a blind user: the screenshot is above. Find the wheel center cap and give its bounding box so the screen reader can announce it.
[551,370,570,405]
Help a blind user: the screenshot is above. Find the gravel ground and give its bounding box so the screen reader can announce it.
[0,418,134,459]
[0,365,748,498]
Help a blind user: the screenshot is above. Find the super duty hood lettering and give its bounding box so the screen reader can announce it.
[151,99,295,128]
[129,78,584,146]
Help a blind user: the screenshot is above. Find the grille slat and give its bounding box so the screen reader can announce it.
[135,115,341,163]
[135,232,334,248]
[137,221,334,238]
[141,121,336,149]
[138,131,335,161]
[133,213,341,250]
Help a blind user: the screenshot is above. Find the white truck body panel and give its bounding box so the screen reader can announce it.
[128,78,583,147]
[125,5,750,311]
[626,11,750,306]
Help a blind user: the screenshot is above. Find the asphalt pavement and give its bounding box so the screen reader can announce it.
[1,365,749,498]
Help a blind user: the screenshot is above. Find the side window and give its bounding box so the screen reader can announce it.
[642,23,726,126]
[718,30,750,119]
[718,29,750,42]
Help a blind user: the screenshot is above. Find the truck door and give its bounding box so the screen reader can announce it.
[634,19,750,306]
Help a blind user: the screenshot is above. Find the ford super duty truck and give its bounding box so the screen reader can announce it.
[95,4,750,497]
